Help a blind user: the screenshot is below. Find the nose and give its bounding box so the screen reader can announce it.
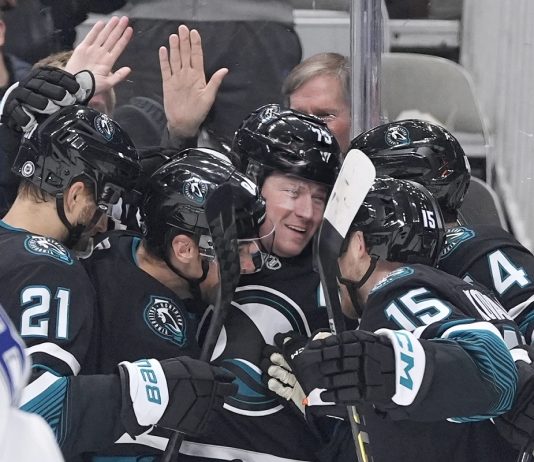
[295,193,314,220]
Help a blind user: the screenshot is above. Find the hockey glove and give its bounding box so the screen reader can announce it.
[0,66,95,134]
[261,343,307,415]
[494,346,534,452]
[261,331,345,416]
[299,329,427,407]
[118,356,237,437]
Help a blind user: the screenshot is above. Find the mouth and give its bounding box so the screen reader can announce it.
[285,224,308,234]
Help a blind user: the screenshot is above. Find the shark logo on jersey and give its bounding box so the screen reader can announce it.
[144,296,187,346]
[370,267,414,294]
[439,227,476,260]
[24,236,73,264]
[210,285,312,416]
[385,125,411,147]
[94,114,115,141]
[183,178,208,204]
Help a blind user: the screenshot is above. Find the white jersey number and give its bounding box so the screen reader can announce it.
[488,250,530,295]
[385,287,452,330]
[20,287,70,339]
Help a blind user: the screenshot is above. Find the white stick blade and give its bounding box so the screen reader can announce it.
[323,149,376,236]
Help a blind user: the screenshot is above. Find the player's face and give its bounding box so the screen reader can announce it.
[74,187,101,229]
[289,74,351,154]
[260,173,327,258]
[199,260,220,305]
[337,232,369,317]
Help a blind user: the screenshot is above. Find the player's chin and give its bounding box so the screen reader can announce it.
[274,237,311,258]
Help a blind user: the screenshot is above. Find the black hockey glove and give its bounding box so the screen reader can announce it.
[0,66,94,133]
[118,357,237,437]
[494,346,534,453]
[298,329,428,406]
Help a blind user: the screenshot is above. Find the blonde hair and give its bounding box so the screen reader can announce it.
[282,52,350,106]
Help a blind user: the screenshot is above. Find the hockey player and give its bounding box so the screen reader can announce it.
[80,147,269,458]
[0,303,64,461]
[179,104,344,462]
[350,119,534,455]
[350,119,534,340]
[0,106,237,459]
[280,177,520,462]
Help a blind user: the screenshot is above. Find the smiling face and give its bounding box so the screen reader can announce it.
[289,73,351,154]
[259,172,328,258]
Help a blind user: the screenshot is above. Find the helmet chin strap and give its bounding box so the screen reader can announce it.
[338,255,379,318]
[55,193,105,249]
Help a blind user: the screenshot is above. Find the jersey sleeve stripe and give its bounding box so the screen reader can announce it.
[507,293,534,320]
[20,371,69,444]
[441,327,517,418]
[26,342,81,375]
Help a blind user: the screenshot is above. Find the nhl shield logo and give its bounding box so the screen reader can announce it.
[94,114,115,141]
[183,178,208,204]
[144,296,187,346]
[385,125,411,147]
[24,236,73,264]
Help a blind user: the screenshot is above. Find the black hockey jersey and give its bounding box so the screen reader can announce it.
[82,231,201,372]
[358,263,520,462]
[182,247,330,462]
[0,222,127,459]
[438,225,534,343]
[78,231,204,459]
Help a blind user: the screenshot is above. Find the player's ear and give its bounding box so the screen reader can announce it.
[356,231,368,254]
[347,231,367,258]
[170,234,197,264]
[64,181,86,213]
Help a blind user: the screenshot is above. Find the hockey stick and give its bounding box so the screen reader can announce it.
[161,183,241,462]
[315,149,376,462]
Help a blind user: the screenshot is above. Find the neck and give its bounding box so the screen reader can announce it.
[446,220,459,229]
[136,241,193,299]
[3,196,68,241]
[358,259,403,304]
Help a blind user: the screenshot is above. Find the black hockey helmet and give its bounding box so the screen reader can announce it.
[142,147,266,259]
[13,104,140,206]
[350,119,471,218]
[232,104,342,188]
[346,176,445,267]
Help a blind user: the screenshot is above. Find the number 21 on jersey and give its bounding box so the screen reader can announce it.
[20,286,70,339]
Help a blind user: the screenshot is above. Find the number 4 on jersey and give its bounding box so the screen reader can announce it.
[488,250,530,295]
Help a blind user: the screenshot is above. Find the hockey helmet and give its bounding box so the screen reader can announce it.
[232,104,342,188]
[346,176,445,267]
[142,147,266,259]
[13,104,140,208]
[350,119,471,217]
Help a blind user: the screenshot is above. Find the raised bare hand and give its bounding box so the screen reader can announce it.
[160,24,228,139]
[65,16,133,95]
